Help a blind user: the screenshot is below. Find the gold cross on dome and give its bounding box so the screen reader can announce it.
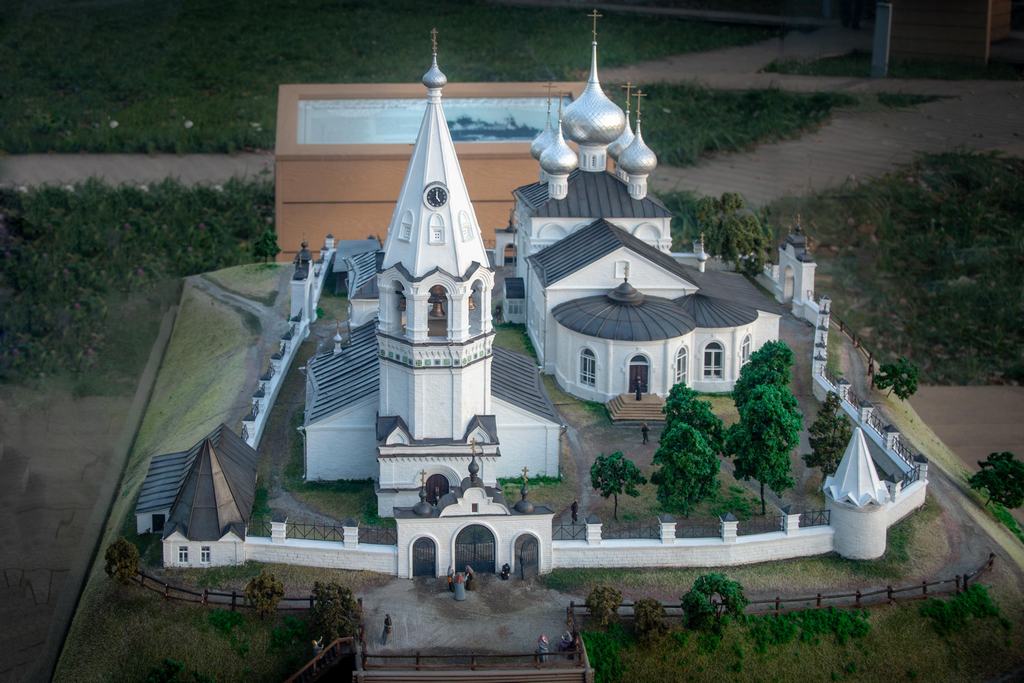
[430,27,438,55]
[469,437,478,454]
[621,82,633,110]
[543,82,555,113]
[634,89,647,120]
[521,466,530,481]
[588,9,603,41]
[420,469,427,486]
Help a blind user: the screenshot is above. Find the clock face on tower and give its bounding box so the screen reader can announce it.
[424,184,448,208]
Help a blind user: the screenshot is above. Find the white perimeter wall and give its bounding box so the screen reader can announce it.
[245,537,398,573]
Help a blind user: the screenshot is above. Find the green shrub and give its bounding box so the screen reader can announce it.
[586,585,623,628]
[103,537,140,584]
[919,584,1001,636]
[309,581,360,642]
[747,608,870,653]
[681,574,748,632]
[633,598,668,638]
[582,625,628,683]
[208,609,244,636]
[270,616,309,651]
[245,570,285,619]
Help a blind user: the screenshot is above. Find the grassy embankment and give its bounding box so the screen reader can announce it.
[765,50,1023,81]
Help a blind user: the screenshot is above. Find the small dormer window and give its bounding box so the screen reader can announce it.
[428,213,445,244]
[472,503,479,512]
[398,210,414,242]
[459,211,473,242]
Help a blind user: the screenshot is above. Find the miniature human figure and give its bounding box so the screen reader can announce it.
[465,565,476,591]
[311,637,324,657]
[558,631,574,658]
[536,634,549,662]
[571,499,579,524]
[447,565,454,592]
[454,572,466,601]
[500,563,511,580]
[634,378,642,401]
[381,614,393,646]
[641,421,649,444]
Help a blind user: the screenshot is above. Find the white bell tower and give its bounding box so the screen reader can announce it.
[376,32,496,445]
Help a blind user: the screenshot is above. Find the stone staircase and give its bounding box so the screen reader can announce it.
[606,393,666,423]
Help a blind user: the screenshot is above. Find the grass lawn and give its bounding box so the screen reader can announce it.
[765,152,1024,384]
[317,290,350,324]
[0,0,772,153]
[493,322,537,360]
[764,50,1023,80]
[583,582,1022,683]
[56,279,258,681]
[500,437,579,515]
[205,262,284,307]
[542,496,946,599]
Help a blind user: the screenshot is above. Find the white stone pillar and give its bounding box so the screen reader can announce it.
[585,515,602,546]
[915,455,929,483]
[658,514,676,545]
[271,515,287,544]
[720,513,738,544]
[836,379,851,403]
[859,401,874,424]
[883,426,900,451]
[344,519,360,548]
[781,506,802,535]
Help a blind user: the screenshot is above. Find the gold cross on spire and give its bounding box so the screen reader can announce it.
[543,81,554,113]
[634,89,647,121]
[621,82,633,110]
[420,469,427,486]
[469,437,478,455]
[521,466,530,481]
[430,27,438,55]
[588,9,602,41]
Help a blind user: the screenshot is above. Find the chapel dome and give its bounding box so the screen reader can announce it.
[422,54,447,89]
[562,44,626,146]
[607,280,644,305]
[530,117,556,161]
[540,123,578,175]
[607,111,634,162]
[618,121,657,176]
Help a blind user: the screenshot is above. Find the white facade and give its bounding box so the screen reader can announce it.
[304,396,378,481]
[163,530,245,568]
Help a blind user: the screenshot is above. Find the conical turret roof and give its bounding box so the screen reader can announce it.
[823,427,889,507]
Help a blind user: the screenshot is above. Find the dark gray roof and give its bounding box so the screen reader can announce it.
[376,414,499,446]
[514,170,672,219]
[332,239,380,272]
[527,218,694,288]
[504,277,525,299]
[673,264,786,316]
[306,321,379,423]
[492,348,559,423]
[675,293,760,329]
[160,425,258,541]
[463,414,498,442]
[552,291,697,341]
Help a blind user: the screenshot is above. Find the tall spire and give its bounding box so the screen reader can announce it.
[381,30,490,278]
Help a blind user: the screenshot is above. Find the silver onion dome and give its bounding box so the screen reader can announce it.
[422,53,447,89]
[530,111,556,160]
[540,121,578,176]
[618,118,657,175]
[607,109,634,162]
[562,42,626,146]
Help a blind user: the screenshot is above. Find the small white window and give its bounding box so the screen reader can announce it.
[704,342,724,379]
[428,213,445,244]
[201,546,211,564]
[741,335,752,366]
[459,211,474,242]
[178,546,189,563]
[580,349,596,387]
[398,210,414,242]
[675,347,688,386]
[614,260,630,279]
[507,300,522,316]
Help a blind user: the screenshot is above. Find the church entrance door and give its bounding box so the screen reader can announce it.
[425,474,450,505]
[412,537,436,577]
[515,535,539,579]
[455,525,496,573]
[629,356,649,394]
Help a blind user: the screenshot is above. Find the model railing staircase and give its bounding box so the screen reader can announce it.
[606,393,666,423]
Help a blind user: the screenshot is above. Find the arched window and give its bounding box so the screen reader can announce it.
[393,281,407,335]
[674,347,688,386]
[703,342,724,380]
[469,281,484,336]
[741,335,752,366]
[428,213,445,244]
[459,211,473,242]
[427,284,449,338]
[398,210,414,241]
[579,349,596,387]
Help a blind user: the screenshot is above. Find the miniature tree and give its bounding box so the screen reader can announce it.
[874,357,919,400]
[652,423,719,517]
[803,391,852,476]
[245,569,285,619]
[590,452,647,521]
[731,340,794,411]
[104,537,140,585]
[681,574,748,632]
[586,585,623,628]
[634,598,668,638]
[695,192,770,276]
[254,228,280,263]
[310,581,360,641]
[662,384,725,454]
[969,452,1024,509]
[726,384,800,515]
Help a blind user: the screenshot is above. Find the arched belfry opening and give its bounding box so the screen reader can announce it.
[394,281,407,335]
[469,281,484,336]
[427,284,450,338]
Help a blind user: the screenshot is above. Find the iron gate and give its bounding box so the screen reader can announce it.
[412,537,436,577]
[455,525,495,573]
[515,535,539,579]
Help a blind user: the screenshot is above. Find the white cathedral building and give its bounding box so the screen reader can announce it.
[303,33,782,516]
